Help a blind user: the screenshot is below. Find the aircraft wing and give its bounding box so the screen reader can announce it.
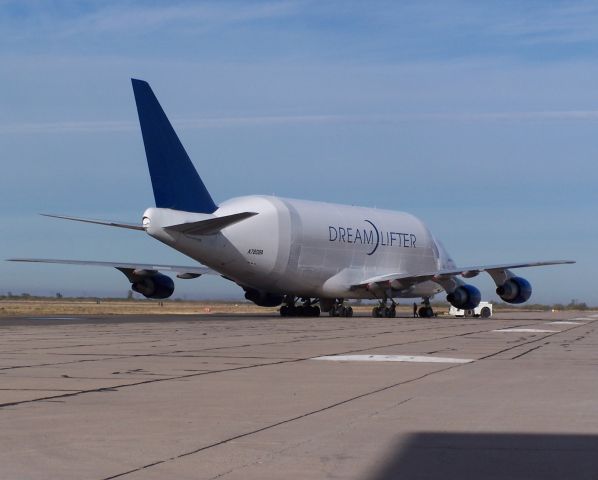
[7,258,216,278]
[352,260,575,289]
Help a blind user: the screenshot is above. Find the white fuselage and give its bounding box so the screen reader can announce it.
[143,195,453,300]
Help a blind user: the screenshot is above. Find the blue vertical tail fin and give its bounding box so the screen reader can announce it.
[131,79,217,214]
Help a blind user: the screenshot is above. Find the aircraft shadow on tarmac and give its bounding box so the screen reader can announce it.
[366,432,598,480]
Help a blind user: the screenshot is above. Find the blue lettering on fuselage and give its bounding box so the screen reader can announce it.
[327,219,417,255]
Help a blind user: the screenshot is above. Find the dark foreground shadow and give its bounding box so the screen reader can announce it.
[366,432,598,480]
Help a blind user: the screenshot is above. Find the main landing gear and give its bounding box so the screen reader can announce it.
[280,297,321,317]
[329,299,353,317]
[372,299,397,318]
[417,298,434,318]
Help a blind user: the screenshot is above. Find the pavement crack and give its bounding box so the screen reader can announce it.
[98,381,434,480]
[478,321,593,361]
[0,321,563,410]
[510,343,546,359]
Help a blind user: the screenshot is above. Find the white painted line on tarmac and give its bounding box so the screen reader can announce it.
[492,328,559,333]
[589,314,598,318]
[572,317,594,321]
[311,354,473,364]
[548,321,583,325]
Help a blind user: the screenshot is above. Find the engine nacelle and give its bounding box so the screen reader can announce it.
[447,284,481,310]
[244,288,283,307]
[496,276,532,304]
[132,273,175,299]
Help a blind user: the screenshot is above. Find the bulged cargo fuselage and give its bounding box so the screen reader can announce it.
[144,195,451,300]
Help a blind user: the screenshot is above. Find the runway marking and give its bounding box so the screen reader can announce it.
[311,354,473,364]
[571,317,593,321]
[548,321,583,325]
[492,328,559,333]
[590,314,598,318]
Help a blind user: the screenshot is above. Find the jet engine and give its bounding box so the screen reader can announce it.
[496,276,532,304]
[243,288,283,307]
[131,273,175,299]
[447,284,481,310]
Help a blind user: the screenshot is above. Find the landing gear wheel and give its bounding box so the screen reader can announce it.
[330,303,351,317]
[280,297,322,317]
[372,305,394,318]
[418,306,434,318]
[480,306,491,318]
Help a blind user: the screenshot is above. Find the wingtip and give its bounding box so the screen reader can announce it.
[40,213,67,220]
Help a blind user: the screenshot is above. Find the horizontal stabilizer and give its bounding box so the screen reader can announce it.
[165,211,258,235]
[41,214,144,231]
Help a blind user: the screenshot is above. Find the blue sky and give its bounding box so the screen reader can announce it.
[1,0,596,303]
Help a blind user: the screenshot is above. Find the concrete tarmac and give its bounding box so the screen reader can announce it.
[1,311,597,479]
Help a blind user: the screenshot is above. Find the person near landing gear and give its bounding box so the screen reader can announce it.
[413,302,418,318]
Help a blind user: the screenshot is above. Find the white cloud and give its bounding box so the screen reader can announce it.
[488,2,598,45]
[80,2,299,33]
[3,109,598,135]
[0,1,303,40]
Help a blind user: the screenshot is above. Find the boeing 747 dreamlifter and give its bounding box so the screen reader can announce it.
[9,80,574,317]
